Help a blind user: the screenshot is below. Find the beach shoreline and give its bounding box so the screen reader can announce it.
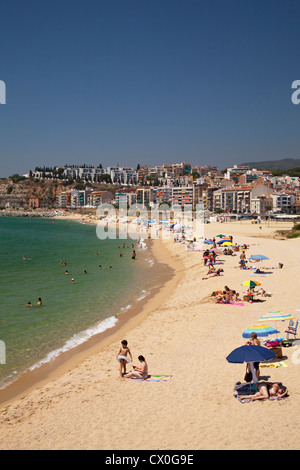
[0,219,300,450]
[0,234,183,408]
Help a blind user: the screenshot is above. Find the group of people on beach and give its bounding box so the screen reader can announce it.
[202,241,272,303]
[211,284,270,304]
[203,234,288,402]
[238,332,288,402]
[116,340,148,380]
[211,285,241,303]
[202,249,225,280]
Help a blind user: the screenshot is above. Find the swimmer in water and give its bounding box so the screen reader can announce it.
[37,298,42,306]
[27,301,33,307]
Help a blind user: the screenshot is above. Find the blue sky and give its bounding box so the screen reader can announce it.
[0,0,300,177]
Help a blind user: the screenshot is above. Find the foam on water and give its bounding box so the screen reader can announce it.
[28,315,118,371]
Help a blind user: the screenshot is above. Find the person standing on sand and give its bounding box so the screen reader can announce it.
[116,340,133,377]
[246,332,261,380]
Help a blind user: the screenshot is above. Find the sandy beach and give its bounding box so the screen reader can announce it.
[0,218,300,450]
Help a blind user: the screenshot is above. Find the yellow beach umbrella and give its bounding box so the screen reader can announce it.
[241,280,261,287]
[222,241,233,246]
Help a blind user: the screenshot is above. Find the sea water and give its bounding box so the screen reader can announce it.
[0,217,161,388]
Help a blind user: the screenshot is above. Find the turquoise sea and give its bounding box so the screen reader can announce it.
[0,217,161,388]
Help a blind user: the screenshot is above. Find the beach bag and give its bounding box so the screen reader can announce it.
[266,339,280,348]
[244,365,252,383]
[244,371,252,382]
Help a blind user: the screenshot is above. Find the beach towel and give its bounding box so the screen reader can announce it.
[130,375,172,382]
[234,394,289,403]
[260,362,288,368]
[219,301,244,306]
[233,382,256,399]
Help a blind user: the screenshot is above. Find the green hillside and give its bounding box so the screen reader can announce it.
[240,158,300,171]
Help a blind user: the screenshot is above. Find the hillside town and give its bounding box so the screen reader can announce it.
[13,162,300,216]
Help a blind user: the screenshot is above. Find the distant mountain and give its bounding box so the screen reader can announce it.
[240,158,300,171]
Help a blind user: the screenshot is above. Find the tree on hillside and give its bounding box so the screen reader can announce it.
[100,174,112,184]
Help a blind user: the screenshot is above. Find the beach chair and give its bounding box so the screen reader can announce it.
[285,320,298,340]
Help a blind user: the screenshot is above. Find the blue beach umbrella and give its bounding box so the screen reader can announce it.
[204,239,214,244]
[249,255,269,261]
[217,239,231,245]
[226,345,276,364]
[242,325,280,339]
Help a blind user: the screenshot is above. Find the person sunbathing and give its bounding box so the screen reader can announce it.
[202,268,224,280]
[257,288,272,297]
[231,290,241,301]
[206,266,216,275]
[213,289,231,303]
[238,382,288,402]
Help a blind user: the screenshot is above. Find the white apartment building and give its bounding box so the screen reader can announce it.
[63,166,105,181]
[171,186,200,208]
[107,166,138,185]
[271,193,294,212]
[251,195,273,215]
[219,187,251,213]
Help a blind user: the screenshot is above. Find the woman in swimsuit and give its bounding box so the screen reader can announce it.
[124,355,148,380]
[239,382,288,401]
[202,269,223,280]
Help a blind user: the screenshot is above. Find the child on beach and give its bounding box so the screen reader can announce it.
[116,340,133,377]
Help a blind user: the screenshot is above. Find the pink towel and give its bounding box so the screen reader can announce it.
[219,301,244,306]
